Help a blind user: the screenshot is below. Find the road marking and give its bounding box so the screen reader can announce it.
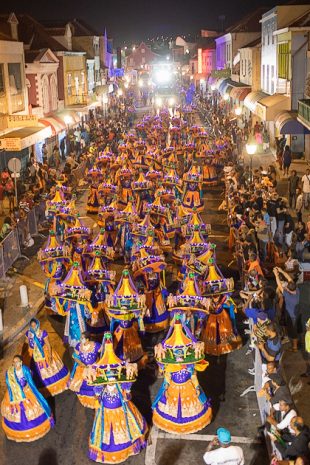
[157,432,262,444]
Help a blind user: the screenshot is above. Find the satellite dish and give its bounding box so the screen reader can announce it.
[8,157,21,174]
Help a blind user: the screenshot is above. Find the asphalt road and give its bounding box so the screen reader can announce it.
[0,181,269,465]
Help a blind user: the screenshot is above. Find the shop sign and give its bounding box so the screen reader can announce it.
[211,69,231,79]
[0,137,22,151]
[7,114,38,128]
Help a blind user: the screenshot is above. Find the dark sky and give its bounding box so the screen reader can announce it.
[1,0,283,44]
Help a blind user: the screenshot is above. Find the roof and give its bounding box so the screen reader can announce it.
[24,48,59,63]
[226,7,270,32]
[289,10,310,27]
[196,37,216,49]
[41,18,101,37]
[240,37,261,49]
[0,13,15,39]
[16,14,68,51]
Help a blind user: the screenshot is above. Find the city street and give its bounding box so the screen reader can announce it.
[0,181,269,465]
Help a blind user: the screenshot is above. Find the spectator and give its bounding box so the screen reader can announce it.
[203,427,244,465]
[274,267,300,352]
[283,146,292,176]
[266,400,297,433]
[295,221,306,261]
[257,322,282,364]
[301,318,310,379]
[272,417,310,460]
[289,170,300,209]
[284,213,295,250]
[301,169,310,210]
[296,189,303,222]
[0,216,12,240]
[0,181,4,215]
[4,176,15,212]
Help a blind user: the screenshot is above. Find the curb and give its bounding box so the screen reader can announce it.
[1,296,45,351]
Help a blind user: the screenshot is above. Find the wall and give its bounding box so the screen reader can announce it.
[0,40,28,116]
[62,54,87,106]
[291,31,309,111]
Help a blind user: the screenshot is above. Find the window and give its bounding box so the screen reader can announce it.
[0,64,4,94]
[278,42,290,80]
[266,64,270,90]
[262,64,265,89]
[67,73,72,96]
[141,56,145,64]
[141,48,145,53]
[8,63,22,94]
[81,72,85,87]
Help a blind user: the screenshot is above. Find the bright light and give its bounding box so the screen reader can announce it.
[223,93,229,101]
[125,75,130,83]
[117,89,123,97]
[64,115,73,125]
[190,75,194,80]
[124,82,129,89]
[234,106,242,116]
[102,95,108,104]
[246,143,257,156]
[133,46,136,51]
[154,68,171,84]
[148,80,152,86]
[169,97,175,106]
[166,55,170,60]
[138,79,144,87]
[155,97,162,107]
[211,84,216,91]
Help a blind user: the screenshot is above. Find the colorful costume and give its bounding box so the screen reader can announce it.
[1,362,54,442]
[152,315,212,433]
[69,338,101,408]
[88,333,148,463]
[25,319,69,396]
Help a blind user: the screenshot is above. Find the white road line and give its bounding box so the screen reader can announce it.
[157,432,261,444]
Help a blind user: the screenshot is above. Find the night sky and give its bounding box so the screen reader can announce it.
[0,0,291,44]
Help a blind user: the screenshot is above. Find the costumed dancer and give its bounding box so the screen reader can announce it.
[182,164,204,213]
[1,355,54,442]
[69,332,101,408]
[105,270,147,366]
[88,333,148,463]
[50,262,92,347]
[201,259,242,355]
[37,230,70,311]
[132,235,169,332]
[152,314,212,434]
[24,318,69,396]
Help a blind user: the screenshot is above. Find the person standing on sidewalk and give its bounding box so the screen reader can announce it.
[301,318,310,379]
[296,189,304,222]
[301,169,310,210]
[288,170,300,209]
[283,146,292,176]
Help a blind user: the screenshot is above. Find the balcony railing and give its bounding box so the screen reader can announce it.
[298,99,310,129]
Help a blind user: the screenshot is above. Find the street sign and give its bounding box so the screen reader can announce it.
[8,157,21,173]
[7,157,21,208]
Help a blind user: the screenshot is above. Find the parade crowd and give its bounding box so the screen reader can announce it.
[0,91,309,465]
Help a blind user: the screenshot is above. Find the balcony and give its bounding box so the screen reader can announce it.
[298,99,310,130]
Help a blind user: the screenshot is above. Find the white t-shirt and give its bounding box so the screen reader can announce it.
[203,445,245,465]
[273,406,297,432]
[302,174,310,193]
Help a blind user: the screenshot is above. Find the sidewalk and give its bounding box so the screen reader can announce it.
[0,255,46,351]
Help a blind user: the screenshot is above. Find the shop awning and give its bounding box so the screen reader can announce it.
[230,86,251,101]
[256,94,290,121]
[219,79,230,95]
[244,91,269,114]
[0,126,52,151]
[39,116,67,137]
[275,111,310,135]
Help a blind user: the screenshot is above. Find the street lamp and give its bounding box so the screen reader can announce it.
[223,93,229,101]
[64,115,73,126]
[211,84,216,91]
[234,106,242,116]
[246,138,257,183]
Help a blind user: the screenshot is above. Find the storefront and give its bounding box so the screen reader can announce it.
[275,111,310,157]
[243,90,269,125]
[256,94,290,145]
[0,126,52,171]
